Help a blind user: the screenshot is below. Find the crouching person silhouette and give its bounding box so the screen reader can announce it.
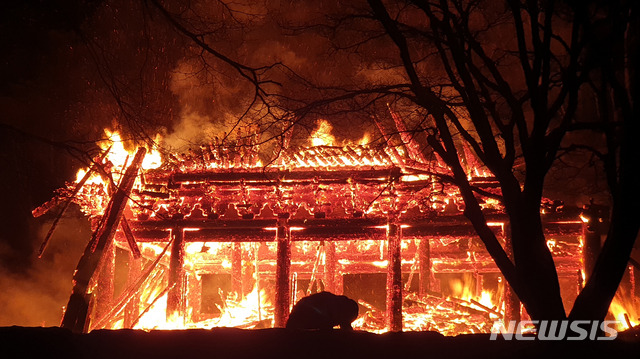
[286,291,359,330]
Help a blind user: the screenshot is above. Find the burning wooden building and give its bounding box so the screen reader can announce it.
[35,121,587,335]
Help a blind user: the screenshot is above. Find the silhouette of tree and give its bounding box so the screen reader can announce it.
[568,0,640,322]
[268,0,639,322]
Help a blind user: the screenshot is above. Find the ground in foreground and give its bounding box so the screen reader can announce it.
[1,326,640,359]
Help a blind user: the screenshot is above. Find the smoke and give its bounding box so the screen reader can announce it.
[161,58,255,151]
[0,214,89,326]
[162,111,222,151]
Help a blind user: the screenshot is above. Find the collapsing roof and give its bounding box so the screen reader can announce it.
[34,117,583,334]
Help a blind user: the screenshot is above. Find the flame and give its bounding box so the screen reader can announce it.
[308,119,370,149]
[134,293,177,330]
[359,132,371,146]
[478,290,494,308]
[608,290,639,331]
[402,174,431,182]
[99,130,130,169]
[75,168,104,185]
[546,238,557,251]
[99,129,162,171]
[74,129,162,188]
[450,279,498,313]
[142,133,163,170]
[450,278,474,300]
[310,119,336,146]
[212,285,273,328]
[133,283,273,331]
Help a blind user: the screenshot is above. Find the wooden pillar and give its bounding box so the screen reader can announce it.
[386,221,402,331]
[244,243,256,297]
[324,241,337,293]
[232,242,243,298]
[503,222,520,324]
[582,219,602,282]
[167,227,185,322]
[581,202,607,282]
[93,242,115,328]
[418,238,432,295]
[123,253,142,328]
[335,272,344,295]
[274,217,291,328]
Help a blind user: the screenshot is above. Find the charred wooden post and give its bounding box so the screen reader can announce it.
[388,105,427,163]
[93,242,115,327]
[120,217,142,259]
[503,222,520,324]
[123,253,142,328]
[386,221,403,331]
[581,202,606,281]
[582,223,601,281]
[274,216,291,328]
[167,227,186,322]
[61,147,146,333]
[183,271,196,324]
[324,241,337,293]
[418,238,431,295]
[232,242,243,297]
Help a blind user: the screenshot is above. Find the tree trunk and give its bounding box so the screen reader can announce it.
[570,200,640,320]
[570,4,640,321]
[508,206,567,321]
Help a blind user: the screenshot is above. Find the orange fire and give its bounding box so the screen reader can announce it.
[310,119,336,147]
[74,129,162,189]
[43,120,593,336]
[608,279,639,331]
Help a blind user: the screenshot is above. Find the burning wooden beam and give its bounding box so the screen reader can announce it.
[581,202,607,281]
[418,238,432,295]
[169,168,402,184]
[386,221,403,331]
[387,105,428,164]
[166,227,186,322]
[232,242,243,297]
[61,147,147,333]
[92,242,115,330]
[325,241,337,293]
[91,238,172,329]
[120,217,142,259]
[123,254,142,328]
[274,217,291,327]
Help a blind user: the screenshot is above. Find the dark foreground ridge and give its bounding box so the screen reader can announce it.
[1,326,640,359]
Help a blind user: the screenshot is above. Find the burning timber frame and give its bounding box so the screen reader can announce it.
[43,142,588,333]
[34,114,592,333]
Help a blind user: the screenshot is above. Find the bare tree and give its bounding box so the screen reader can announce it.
[569,0,640,321]
[269,0,639,323]
[362,0,580,321]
